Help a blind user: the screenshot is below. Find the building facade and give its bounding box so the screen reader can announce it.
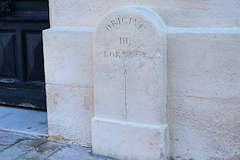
[1,0,240,160]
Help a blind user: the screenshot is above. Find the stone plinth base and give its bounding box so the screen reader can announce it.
[92,117,168,160]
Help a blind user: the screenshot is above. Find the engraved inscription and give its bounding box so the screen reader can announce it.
[105,16,144,31]
[123,68,128,120]
[104,51,121,58]
[103,15,149,120]
[103,50,146,59]
[120,37,129,45]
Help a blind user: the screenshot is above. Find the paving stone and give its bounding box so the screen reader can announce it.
[0,138,45,160]
[0,106,48,135]
[0,130,34,152]
[0,130,116,160]
[47,145,115,160]
[15,141,64,160]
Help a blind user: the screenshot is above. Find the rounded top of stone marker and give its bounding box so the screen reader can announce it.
[96,6,166,33]
[95,6,166,59]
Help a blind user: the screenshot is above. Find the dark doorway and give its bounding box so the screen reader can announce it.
[0,0,49,110]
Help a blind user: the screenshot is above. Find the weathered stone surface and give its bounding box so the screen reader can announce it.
[43,28,94,87]
[167,31,240,160]
[48,145,114,160]
[0,131,33,152]
[44,0,240,159]
[46,83,93,147]
[49,0,240,28]
[0,130,114,160]
[94,6,167,125]
[15,141,64,160]
[92,6,168,160]
[92,118,168,160]
[0,138,49,160]
[43,28,95,147]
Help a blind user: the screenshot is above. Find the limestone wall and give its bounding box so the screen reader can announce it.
[44,0,240,159]
[48,0,240,28]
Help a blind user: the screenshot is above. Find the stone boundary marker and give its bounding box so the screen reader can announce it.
[92,6,168,160]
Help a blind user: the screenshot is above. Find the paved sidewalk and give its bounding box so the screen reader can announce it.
[0,106,47,136]
[0,130,116,160]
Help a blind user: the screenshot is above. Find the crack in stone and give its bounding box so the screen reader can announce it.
[124,68,128,120]
[0,137,28,152]
[44,146,65,160]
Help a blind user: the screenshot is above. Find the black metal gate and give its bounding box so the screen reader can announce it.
[0,0,49,110]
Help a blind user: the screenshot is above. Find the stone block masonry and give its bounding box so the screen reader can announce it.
[44,0,240,159]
